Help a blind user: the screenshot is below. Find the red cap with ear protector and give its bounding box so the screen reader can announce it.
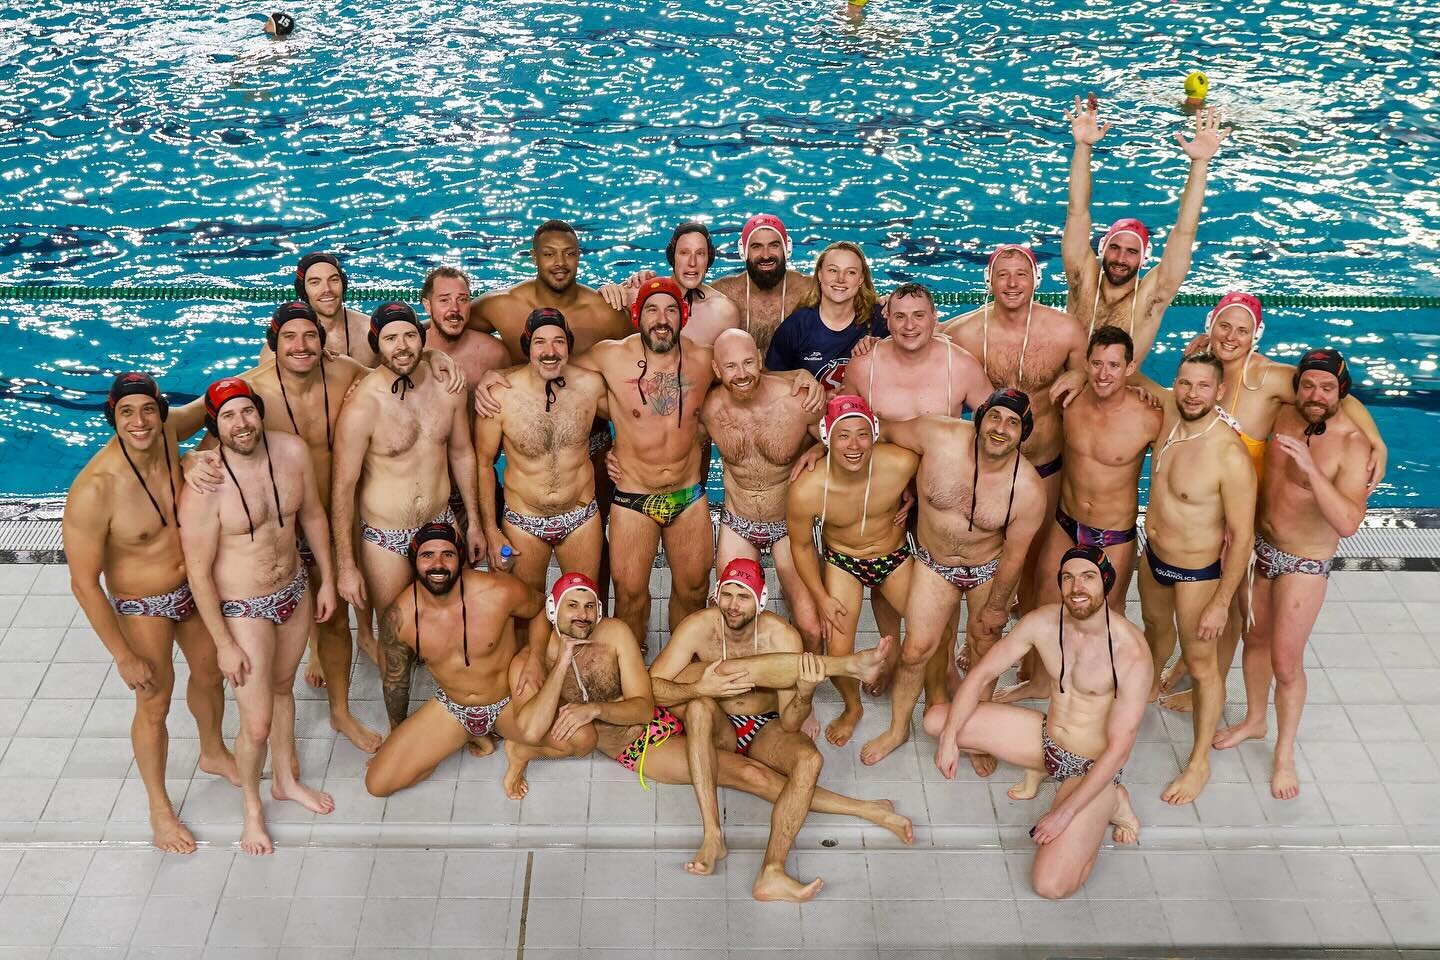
[630,277,690,330]
[819,394,880,445]
[547,572,600,625]
[715,557,768,610]
[984,243,1042,287]
[1098,218,1151,263]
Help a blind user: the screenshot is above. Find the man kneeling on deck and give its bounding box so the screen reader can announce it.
[365,524,555,796]
[925,547,1149,900]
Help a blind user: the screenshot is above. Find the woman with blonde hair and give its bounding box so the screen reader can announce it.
[765,241,887,390]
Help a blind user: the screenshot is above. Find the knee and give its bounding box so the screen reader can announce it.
[1273,657,1305,688]
[612,581,650,611]
[736,759,773,793]
[186,659,222,690]
[238,713,271,747]
[921,704,948,737]
[900,633,939,667]
[134,687,173,724]
[570,724,599,756]
[793,746,823,784]
[1031,869,1079,901]
[364,764,398,798]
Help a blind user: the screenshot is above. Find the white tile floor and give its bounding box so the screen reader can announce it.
[1,563,1439,956]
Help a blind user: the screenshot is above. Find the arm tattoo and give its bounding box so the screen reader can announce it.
[379,606,415,730]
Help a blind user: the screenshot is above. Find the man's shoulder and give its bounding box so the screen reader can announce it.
[708,272,746,296]
[594,616,640,649]
[759,612,802,652]
[266,429,310,460]
[68,450,116,503]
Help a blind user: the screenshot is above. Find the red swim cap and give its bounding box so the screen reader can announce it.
[738,214,793,258]
[716,557,768,609]
[820,394,879,445]
[1207,290,1264,343]
[1100,218,1151,262]
[630,276,690,330]
[547,572,600,624]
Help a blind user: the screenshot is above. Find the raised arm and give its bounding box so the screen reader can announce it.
[1147,106,1230,302]
[378,602,416,731]
[1061,93,1108,291]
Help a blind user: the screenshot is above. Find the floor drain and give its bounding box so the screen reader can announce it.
[821,838,838,847]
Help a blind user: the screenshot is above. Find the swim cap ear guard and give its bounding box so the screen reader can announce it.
[737,214,793,259]
[408,522,463,575]
[975,388,1034,443]
[547,572,601,625]
[267,301,327,352]
[984,244,1042,288]
[819,394,880,445]
[630,277,691,330]
[1098,219,1152,265]
[1057,544,1116,595]
[715,558,768,609]
[520,307,575,359]
[367,302,426,353]
[104,373,169,428]
[665,221,716,270]
[203,378,266,438]
[294,253,348,303]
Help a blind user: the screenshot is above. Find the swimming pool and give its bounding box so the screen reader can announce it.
[2,0,1437,501]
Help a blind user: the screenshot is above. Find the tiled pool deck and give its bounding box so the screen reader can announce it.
[1,562,1439,957]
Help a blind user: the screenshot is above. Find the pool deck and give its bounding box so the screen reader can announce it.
[1,561,1439,957]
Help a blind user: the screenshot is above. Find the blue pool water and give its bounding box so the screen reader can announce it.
[1,0,1437,501]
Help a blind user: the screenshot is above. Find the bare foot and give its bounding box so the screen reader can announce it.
[1159,660,1188,695]
[854,634,897,690]
[304,658,326,689]
[272,779,336,815]
[859,728,908,766]
[826,706,863,747]
[969,751,998,778]
[1110,785,1141,844]
[239,809,273,856]
[1159,688,1194,714]
[752,864,824,902]
[1213,720,1266,750]
[866,798,914,844]
[993,679,1049,704]
[332,713,383,754]
[502,741,530,801]
[684,833,728,875]
[197,748,241,787]
[1007,768,1044,801]
[467,735,498,758]
[1271,755,1300,800]
[861,635,900,697]
[150,809,197,855]
[1161,762,1210,806]
[801,708,820,741]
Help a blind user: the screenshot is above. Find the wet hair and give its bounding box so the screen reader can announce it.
[421,266,470,302]
[532,220,578,248]
[1180,350,1225,381]
[1087,325,1134,363]
[797,241,879,334]
[888,282,935,309]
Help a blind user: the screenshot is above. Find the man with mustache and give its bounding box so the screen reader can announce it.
[331,303,485,641]
[859,390,1047,769]
[365,524,559,795]
[599,221,743,346]
[1140,352,1255,806]
[925,547,1150,900]
[474,309,606,592]
[420,266,510,387]
[64,373,236,854]
[178,378,339,855]
[179,304,382,752]
[1214,349,1371,801]
[1061,95,1231,366]
[703,329,824,653]
[708,214,817,355]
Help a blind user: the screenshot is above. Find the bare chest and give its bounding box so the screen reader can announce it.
[372,393,450,459]
[504,391,591,459]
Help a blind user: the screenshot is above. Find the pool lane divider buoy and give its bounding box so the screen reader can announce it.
[0,285,1436,310]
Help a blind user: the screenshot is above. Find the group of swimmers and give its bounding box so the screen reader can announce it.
[64,100,1383,902]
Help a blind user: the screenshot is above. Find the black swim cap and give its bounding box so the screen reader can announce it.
[294,253,347,302]
[1058,545,1116,596]
[267,301,325,351]
[665,221,716,269]
[367,301,425,353]
[104,373,168,428]
[975,388,1034,443]
[269,12,295,37]
[1293,347,1351,399]
[409,522,462,573]
[520,307,574,359]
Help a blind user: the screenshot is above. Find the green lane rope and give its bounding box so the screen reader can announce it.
[0,285,1437,309]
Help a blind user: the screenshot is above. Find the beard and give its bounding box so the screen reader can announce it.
[641,326,677,354]
[1301,399,1338,426]
[418,565,460,596]
[539,271,576,295]
[432,312,466,344]
[1062,591,1104,620]
[745,255,786,291]
[1178,401,1214,422]
[383,350,419,377]
[1102,258,1138,287]
[562,617,595,640]
[220,430,259,455]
